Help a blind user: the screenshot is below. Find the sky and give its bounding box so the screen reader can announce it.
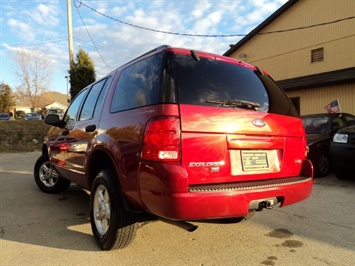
[1,0,288,95]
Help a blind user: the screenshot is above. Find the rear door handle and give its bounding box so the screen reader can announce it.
[85,124,96,132]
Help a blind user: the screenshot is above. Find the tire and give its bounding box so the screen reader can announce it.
[313,151,330,177]
[90,169,138,250]
[34,154,71,194]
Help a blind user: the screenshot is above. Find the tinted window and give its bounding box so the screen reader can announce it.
[93,76,111,118]
[302,117,330,134]
[175,54,269,112]
[65,88,88,124]
[111,54,162,112]
[332,117,344,132]
[343,114,355,126]
[80,77,110,121]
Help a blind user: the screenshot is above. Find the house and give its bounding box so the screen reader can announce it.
[14,91,68,116]
[224,0,355,115]
[45,102,68,111]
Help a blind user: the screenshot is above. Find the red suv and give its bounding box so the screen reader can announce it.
[34,45,313,250]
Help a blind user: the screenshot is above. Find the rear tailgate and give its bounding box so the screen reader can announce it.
[180,104,307,185]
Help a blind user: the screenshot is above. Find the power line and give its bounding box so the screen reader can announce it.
[76,0,355,37]
[74,37,135,59]
[76,0,244,37]
[247,34,355,65]
[75,5,112,71]
[1,38,67,49]
[259,16,355,34]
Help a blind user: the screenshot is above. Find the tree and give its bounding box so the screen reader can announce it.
[0,82,16,112]
[13,48,53,111]
[68,48,96,99]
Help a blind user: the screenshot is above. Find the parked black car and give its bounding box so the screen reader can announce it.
[330,126,355,180]
[301,113,355,177]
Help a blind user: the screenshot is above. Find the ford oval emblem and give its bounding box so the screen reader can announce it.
[252,119,266,127]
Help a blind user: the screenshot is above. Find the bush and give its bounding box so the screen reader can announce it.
[0,120,51,153]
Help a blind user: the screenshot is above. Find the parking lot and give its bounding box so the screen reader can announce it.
[0,152,354,266]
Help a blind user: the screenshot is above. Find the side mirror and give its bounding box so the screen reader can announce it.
[45,114,64,127]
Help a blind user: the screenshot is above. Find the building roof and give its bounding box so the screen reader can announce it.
[16,91,68,108]
[223,0,298,56]
[44,91,69,107]
[45,101,68,110]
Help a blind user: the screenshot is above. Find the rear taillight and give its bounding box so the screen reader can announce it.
[142,117,181,162]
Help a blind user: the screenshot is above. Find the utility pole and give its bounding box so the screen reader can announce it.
[66,0,74,99]
[67,0,74,69]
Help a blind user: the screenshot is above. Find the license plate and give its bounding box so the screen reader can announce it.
[241,151,269,171]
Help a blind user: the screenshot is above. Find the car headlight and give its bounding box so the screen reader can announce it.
[333,133,348,143]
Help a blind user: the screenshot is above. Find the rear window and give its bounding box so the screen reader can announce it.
[175,54,269,112]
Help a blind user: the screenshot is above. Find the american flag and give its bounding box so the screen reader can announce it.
[324,99,341,113]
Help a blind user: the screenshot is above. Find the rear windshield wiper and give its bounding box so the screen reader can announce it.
[206,99,260,111]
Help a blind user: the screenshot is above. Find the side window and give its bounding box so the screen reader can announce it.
[331,117,344,132]
[93,76,111,118]
[344,114,355,126]
[79,77,110,121]
[111,53,162,112]
[65,88,89,124]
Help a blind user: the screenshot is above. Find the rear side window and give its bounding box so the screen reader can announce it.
[175,54,269,112]
[111,53,162,112]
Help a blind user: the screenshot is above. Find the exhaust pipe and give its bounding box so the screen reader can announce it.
[159,218,198,232]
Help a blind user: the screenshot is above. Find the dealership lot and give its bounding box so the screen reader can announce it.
[0,152,354,266]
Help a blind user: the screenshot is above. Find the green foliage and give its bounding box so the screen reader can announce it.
[0,82,16,112]
[68,48,96,99]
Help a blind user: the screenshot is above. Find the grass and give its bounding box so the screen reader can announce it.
[0,120,51,153]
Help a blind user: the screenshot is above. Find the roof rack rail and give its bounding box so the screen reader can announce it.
[121,45,171,69]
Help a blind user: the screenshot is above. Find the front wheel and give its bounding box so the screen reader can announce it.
[314,151,330,177]
[90,169,138,250]
[34,154,71,194]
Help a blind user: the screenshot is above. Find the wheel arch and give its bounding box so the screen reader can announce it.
[87,148,144,214]
[41,143,49,155]
[87,149,117,189]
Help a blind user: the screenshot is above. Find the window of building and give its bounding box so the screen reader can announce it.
[311,48,324,63]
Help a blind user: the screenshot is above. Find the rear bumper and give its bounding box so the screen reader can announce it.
[143,177,312,220]
[138,160,313,220]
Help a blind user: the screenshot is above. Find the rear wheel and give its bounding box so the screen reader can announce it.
[90,169,138,250]
[34,154,71,194]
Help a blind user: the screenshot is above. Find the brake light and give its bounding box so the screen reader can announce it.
[142,117,181,162]
[305,146,310,157]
